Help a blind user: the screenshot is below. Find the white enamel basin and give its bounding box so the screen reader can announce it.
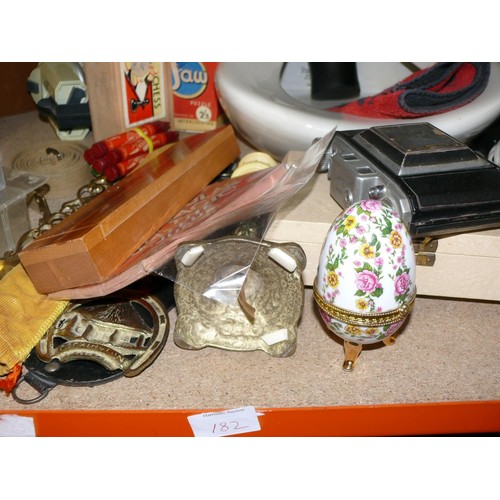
[216,62,500,159]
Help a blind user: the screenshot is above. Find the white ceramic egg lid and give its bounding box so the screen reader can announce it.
[314,199,416,327]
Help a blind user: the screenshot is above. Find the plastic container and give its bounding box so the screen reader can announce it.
[0,166,47,255]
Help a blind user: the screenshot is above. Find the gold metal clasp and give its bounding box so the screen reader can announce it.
[413,237,438,267]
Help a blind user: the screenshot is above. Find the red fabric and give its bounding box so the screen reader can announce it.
[0,363,22,396]
[328,63,489,119]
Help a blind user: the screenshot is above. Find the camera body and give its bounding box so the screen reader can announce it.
[326,122,500,237]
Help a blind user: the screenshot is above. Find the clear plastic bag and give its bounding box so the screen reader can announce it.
[48,128,335,300]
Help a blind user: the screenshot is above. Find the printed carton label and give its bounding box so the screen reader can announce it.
[171,62,209,99]
[170,62,224,132]
[120,62,167,127]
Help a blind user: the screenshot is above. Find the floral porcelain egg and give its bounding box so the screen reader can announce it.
[314,199,416,369]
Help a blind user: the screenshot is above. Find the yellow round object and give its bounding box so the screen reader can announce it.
[230,162,270,178]
[238,151,277,168]
[231,151,277,178]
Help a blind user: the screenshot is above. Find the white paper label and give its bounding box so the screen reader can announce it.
[0,414,36,437]
[188,406,261,437]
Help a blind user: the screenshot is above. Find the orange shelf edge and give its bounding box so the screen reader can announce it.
[2,400,499,436]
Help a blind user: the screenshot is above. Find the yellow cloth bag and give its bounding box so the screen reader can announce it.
[0,264,68,376]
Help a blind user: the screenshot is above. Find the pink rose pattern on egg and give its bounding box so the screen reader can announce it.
[317,200,415,344]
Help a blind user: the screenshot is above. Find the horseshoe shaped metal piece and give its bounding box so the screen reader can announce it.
[12,286,171,404]
[36,292,169,377]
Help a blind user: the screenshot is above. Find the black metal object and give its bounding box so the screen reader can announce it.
[326,122,500,237]
[308,62,360,101]
[11,350,123,405]
[36,87,92,130]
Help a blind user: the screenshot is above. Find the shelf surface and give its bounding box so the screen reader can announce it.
[2,289,499,436]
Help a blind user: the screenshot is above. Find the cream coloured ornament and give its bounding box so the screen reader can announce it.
[314,199,416,371]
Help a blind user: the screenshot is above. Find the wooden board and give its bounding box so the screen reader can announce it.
[19,126,240,294]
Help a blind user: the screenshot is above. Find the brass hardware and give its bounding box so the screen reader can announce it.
[45,147,64,161]
[313,285,415,327]
[3,176,112,262]
[342,341,362,372]
[413,237,438,267]
[36,290,169,377]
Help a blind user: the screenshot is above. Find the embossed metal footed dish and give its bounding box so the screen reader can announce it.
[173,236,307,357]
